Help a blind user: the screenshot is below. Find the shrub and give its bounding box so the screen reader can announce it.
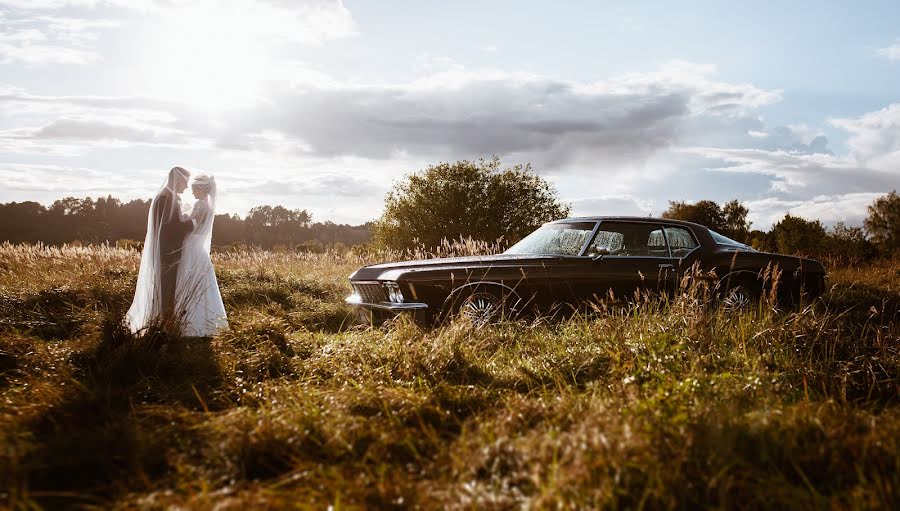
[769,214,827,257]
[864,190,900,255]
[824,222,876,264]
[373,157,570,251]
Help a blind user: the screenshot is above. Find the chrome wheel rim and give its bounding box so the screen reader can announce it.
[723,285,752,312]
[460,293,501,325]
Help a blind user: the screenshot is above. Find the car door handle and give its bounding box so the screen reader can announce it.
[658,264,674,269]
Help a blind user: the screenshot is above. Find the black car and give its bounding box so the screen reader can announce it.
[347,217,828,324]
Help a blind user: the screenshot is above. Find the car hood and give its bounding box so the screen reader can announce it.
[350,253,564,281]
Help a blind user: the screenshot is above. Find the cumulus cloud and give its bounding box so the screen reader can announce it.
[685,147,897,195]
[686,105,900,201]
[831,103,900,170]
[217,61,781,173]
[744,193,885,228]
[680,104,900,227]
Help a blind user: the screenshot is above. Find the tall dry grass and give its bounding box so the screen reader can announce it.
[0,243,897,509]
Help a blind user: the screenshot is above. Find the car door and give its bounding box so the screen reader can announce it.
[661,224,702,293]
[576,221,678,303]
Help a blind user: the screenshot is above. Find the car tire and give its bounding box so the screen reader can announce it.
[444,287,514,326]
[720,281,759,312]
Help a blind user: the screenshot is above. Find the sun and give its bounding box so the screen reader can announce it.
[140,3,272,111]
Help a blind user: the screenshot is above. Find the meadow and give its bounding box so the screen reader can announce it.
[0,243,898,509]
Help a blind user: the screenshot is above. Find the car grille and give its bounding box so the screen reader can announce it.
[353,282,388,303]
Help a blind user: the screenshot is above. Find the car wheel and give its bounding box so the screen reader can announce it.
[458,291,504,325]
[721,282,757,312]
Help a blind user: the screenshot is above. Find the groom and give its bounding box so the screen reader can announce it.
[156,167,194,316]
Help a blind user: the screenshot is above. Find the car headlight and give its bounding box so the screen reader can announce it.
[383,281,404,303]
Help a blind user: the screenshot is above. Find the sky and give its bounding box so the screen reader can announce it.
[1,0,899,229]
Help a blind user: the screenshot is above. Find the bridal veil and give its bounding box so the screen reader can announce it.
[125,167,189,334]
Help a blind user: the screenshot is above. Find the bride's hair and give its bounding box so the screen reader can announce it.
[192,174,214,194]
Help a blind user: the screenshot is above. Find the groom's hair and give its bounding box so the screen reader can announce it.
[167,166,190,187]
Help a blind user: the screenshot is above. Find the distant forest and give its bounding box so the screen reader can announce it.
[0,196,371,250]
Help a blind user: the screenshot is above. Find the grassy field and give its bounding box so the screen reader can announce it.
[0,243,898,509]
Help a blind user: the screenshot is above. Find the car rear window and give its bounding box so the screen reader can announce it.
[709,230,755,251]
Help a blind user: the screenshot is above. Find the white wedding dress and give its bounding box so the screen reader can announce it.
[175,179,228,337]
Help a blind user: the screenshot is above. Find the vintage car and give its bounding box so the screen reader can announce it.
[346,217,828,324]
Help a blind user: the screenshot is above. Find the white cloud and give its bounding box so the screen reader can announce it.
[831,103,900,171]
[0,162,146,195]
[681,103,900,228]
[215,61,782,176]
[685,147,896,195]
[0,11,118,65]
[745,193,884,228]
[0,85,178,119]
[570,195,655,217]
[875,42,900,60]
[0,86,211,154]
[0,1,101,7]
[1,0,355,43]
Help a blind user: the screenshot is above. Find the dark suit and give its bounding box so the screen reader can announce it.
[154,191,193,315]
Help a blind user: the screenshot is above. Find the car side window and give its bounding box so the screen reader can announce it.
[587,222,668,257]
[663,227,698,257]
[588,230,625,254]
[647,229,669,257]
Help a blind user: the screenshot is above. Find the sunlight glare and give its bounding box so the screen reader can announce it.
[141,3,272,110]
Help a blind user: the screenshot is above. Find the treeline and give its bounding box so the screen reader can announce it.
[372,158,899,264]
[660,195,899,263]
[0,196,371,250]
[3,168,898,265]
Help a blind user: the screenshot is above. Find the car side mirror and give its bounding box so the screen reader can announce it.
[590,247,609,260]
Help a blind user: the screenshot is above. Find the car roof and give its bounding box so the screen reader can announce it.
[549,216,709,230]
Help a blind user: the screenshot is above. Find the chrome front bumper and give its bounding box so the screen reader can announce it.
[345,295,428,311]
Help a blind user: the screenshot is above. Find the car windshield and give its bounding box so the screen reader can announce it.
[505,222,596,256]
[709,230,755,251]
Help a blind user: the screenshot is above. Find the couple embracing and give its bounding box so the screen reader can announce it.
[125,166,228,337]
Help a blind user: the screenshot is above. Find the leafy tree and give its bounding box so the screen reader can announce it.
[0,196,369,249]
[661,199,751,242]
[245,205,313,246]
[722,200,751,242]
[864,190,900,254]
[825,222,876,264]
[0,201,47,243]
[374,157,570,250]
[769,214,827,256]
[747,229,775,252]
[662,200,726,232]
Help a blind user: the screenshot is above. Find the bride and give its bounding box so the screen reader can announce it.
[125,169,228,337]
[175,174,228,337]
